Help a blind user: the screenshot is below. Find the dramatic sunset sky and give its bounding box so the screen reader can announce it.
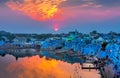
[0,0,120,33]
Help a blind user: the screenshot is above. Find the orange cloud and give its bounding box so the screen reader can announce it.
[6,0,66,21]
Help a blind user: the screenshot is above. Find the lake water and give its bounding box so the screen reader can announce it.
[0,50,101,78]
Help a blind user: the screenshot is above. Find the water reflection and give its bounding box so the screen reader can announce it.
[0,54,101,78]
[0,49,83,63]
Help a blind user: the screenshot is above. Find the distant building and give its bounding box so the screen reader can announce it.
[41,37,63,50]
[68,29,79,36]
[12,37,27,47]
[1,36,9,43]
[0,40,5,46]
[0,36,9,46]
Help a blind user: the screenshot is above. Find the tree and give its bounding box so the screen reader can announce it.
[101,42,108,51]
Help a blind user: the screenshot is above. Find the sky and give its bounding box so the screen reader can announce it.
[0,0,120,34]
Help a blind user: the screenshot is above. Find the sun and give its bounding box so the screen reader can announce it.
[54,24,59,31]
[54,27,59,31]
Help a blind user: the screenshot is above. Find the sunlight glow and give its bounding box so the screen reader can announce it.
[54,24,59,31]
[6,0,66,21]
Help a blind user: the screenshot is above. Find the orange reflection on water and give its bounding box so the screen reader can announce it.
[5,55,101,78]
[6,56,72,78]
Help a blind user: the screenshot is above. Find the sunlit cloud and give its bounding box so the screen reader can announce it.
[5,0,120,32]
[6,0,66,21]
[61,5,120,22]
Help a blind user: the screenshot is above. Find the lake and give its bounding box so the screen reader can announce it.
[0,49,101,78]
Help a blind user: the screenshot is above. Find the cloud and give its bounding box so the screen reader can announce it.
[0,0,8,3]
[60,0,120,8]
[2,0,120,8]
[0,0,8,6]
[61,5,120,22]
[6,0,66,21]
[60,0,92,8]
[94,0,120,7]
[5,0,120,22]
[57,0,120,21]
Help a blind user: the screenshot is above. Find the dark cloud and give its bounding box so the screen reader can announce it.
[60,0,120,8]
[0,0,9,3]
[1,0,120,7]
[0,0,9,6]
[94,0,120,7]
[60,0,90,7]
